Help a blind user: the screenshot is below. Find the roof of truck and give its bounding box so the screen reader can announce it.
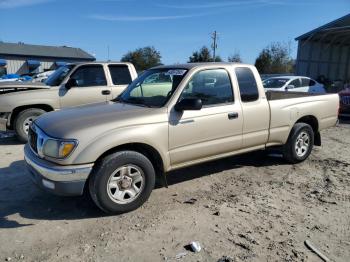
[152,62,250,70]
[72,61,133,65]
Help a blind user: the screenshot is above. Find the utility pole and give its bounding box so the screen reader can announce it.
[211,31,218,62]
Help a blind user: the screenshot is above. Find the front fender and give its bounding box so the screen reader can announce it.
[72,123,170,171]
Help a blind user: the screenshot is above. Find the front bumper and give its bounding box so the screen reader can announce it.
[24,144,93,196]
[0,113,10,131]
[0,118,7,131]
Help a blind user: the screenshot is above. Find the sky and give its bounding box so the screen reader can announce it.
[0,0,349,64]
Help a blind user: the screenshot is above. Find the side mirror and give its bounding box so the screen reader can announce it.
[65,78,78,89]
[175,98,202,111]
[285,85,295,90]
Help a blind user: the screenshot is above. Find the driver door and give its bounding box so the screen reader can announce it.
[59,64,111,108]
[169,68,243,166]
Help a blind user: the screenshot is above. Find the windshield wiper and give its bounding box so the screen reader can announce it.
[115,97,152,108]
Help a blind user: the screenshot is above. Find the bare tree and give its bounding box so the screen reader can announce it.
[228,52,242,63]
[255,42,294,74]
[188,46,222,63]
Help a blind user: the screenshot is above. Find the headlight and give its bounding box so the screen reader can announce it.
[43,139,77,159]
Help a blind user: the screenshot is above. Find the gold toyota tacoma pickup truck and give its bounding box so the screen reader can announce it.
[24,63,339,214]
[0,62,137,142]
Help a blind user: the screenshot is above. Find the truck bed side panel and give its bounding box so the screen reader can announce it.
[267,93,339,146]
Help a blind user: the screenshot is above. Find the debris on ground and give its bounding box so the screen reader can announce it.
[183,198,197,204]
[217,256,235,262]
[304,240,330,262]
[238,233,259,245]
[190,241,201,252]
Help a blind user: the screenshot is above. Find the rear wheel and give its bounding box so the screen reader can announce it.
[14,108,46,143]
[89,151,155,214]
[283,123,314,163]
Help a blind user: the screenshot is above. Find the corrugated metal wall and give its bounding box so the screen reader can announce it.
[0,56,77,75]
[296,40,350,81]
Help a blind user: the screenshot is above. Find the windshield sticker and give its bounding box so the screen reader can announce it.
[165,69,186,76]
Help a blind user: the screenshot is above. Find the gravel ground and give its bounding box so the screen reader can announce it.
[0,122,350,262]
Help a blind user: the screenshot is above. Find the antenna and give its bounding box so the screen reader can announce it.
[107,45,110,61]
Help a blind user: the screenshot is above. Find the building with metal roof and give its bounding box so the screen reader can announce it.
[0,42,95,76]
[295,13,350,87]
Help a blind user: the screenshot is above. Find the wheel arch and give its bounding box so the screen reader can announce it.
[295,115,321,146]
[93,142,166,184]
[9,104,54,129]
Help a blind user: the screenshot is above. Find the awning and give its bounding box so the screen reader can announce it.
[0,59,6,67]
[27,60,40,69]
[55,61,67,67]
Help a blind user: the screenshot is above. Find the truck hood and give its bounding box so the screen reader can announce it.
[0,81,49,95]
[35,101,166,139]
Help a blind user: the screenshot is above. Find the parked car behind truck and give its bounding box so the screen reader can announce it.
[24,62,339,214]
[263,76,326,93]
[339,87,350,118]
[0,62,137,142]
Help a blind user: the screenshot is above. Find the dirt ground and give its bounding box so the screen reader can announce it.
[1,122,350,262]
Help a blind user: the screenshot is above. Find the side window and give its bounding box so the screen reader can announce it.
[302,78,316,86]
[108,65,132,85]
[235,67,259,102]
[180,69,234,106]
[70,65,107,87]
[290,78,301,88]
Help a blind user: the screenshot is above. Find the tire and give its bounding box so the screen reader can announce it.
[14,108,46,143]
[89,151,156,214]
[283,123,314,164]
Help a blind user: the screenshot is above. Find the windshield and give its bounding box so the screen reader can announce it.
[45,65,74,86]
[117,68,188,107]
[263,78,289,89]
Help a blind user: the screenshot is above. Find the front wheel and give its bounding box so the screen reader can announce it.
[283,123,314,164]
[89,151,156,214]
[14,108,46,143]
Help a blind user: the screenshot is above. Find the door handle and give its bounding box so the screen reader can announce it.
[228,112,239,120]
[102,90,111,95]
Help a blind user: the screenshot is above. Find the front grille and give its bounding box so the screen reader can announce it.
[28,126,38,154]
[341,96,350,105]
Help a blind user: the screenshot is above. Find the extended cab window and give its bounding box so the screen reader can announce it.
[180,69,233,106]
[235,67,259,102]
[108,65,132,85]
[70,65,107,87]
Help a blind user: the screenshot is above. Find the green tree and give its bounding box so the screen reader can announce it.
[121,46,162,71]
[255,42,294,74]
[228,52,242,63]
[214,55,223,62]
[188,46,221,62]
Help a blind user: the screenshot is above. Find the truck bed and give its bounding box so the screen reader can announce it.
[266,91,339,147]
